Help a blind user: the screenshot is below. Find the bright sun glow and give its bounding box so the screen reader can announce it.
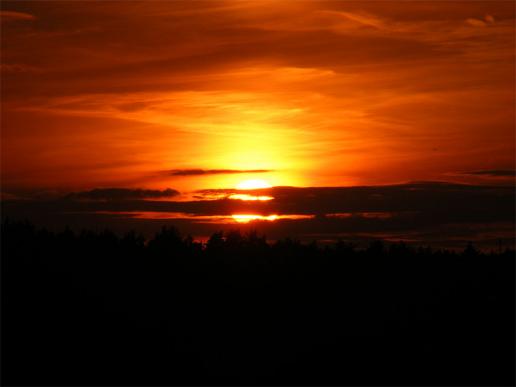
[236,179,272,190]
[232,214,278,223]
[228,193,274,201]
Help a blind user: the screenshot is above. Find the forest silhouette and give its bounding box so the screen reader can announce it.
[2,219,514,386]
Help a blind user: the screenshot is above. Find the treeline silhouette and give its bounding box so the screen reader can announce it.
[2,219,514,386]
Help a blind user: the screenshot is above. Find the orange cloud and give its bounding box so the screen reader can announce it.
[0,10,35,21]
[0,1,514,194]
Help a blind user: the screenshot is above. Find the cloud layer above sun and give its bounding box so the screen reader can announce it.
[1,1,514,194]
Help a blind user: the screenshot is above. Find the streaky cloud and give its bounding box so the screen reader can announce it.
[463,169,516,177]
[65,188,179,201]
[165,169,272,176]
[0,10,36,21]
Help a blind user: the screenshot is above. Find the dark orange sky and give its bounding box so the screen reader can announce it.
[1,1,515,195]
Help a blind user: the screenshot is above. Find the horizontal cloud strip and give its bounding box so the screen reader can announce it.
[2,182,514,250]
[165,169,272,176]
[4,181,513,223]
[66,188,179,201]
[0,10,36,21]
[463,169,516,177]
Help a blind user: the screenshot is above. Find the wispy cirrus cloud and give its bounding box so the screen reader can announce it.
[0,10,35,21]
[466,14,496,28]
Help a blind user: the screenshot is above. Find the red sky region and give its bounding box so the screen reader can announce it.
[1,1,515,195]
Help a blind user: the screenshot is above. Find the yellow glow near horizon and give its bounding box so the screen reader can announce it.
[232,214,278,223]
[236,179,272,190]
[228,193,274,201]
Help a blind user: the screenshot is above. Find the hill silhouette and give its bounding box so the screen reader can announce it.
[1,219,514,386]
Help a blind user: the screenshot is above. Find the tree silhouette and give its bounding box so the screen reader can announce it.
[1,219,514,386]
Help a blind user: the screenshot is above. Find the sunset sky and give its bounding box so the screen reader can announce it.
[1,1,514,247]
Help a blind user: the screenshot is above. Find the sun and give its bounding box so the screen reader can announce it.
[232,214,278,223]
[236,179,272,190]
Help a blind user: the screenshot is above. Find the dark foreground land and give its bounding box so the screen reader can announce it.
[1,220,515,386]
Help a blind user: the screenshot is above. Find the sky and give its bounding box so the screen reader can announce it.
[1,1,515,248]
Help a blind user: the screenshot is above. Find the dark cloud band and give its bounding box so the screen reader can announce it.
[65,188,179,201]
[165,169,271,176]
[463,169,516,177]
